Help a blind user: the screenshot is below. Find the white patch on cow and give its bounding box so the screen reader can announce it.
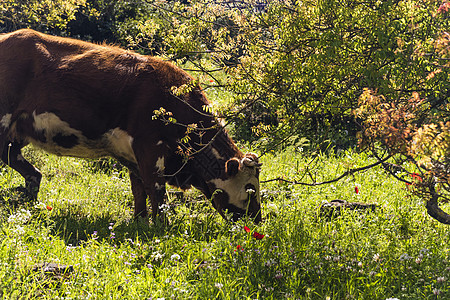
[0,114,12,128]
[156,140,164,146]
[32,111,78,137]
[29,112,137,163]
[155,156,165,173]
[209,173,260,210]
[104,128,137,163]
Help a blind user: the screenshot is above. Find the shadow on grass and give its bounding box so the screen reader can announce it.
[1,186,228,246]
[49,213,167,246]
[0,187,35,209]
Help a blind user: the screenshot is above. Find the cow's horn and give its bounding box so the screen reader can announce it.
[242,153,262,168]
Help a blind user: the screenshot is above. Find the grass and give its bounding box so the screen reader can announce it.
[0,146,449,299]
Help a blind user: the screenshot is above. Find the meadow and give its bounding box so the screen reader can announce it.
[0,146,449,299]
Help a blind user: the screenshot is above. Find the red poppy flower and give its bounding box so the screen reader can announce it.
[252,232,265,240]
[355,186,359,194]
[243,226,264,239]
[410,173,422,181]
[406,173,423,187]
[235,245,243,252]
[46,205,52,211]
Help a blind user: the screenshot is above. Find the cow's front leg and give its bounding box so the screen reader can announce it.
[133,141,168,222]
[129,172,148,218]
[151,179,166,221]
[129,171,166,221]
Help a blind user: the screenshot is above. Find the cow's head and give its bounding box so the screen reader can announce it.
[210,153,262,223]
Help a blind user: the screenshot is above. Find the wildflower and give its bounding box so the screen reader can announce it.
[399,253,411,261]
[8,209,31,224]
[274,271,283,279]
[385,298,400,300]
[46,205,52,211]
[110,232,116,239]
[252,232,265,240]
[235,245,244,252]
[406,173,423,188]
[243,226,265,240]
[214,283,223,289]
[415,256,422,264]
[373,253,380,262]
[357,261,363,268]
[171,253,181,261]
[151,251,164,261]
[433,288,440,295]
[264,259,276,267]
[419,248,429,255]
[437,276,446,283]
[355,186,359,194]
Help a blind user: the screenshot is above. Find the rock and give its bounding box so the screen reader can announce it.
[32,262,74,277]
[319,199,377,220]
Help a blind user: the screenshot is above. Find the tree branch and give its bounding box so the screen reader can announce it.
[261,154,392,186]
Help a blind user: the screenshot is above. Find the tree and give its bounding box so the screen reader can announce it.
[0,0,88,34]
[139,0,450,223]
[355,1,450,223]
[131,0,448,151]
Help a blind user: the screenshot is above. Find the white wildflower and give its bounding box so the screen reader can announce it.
[399,253,411,261]
[8,209,31,225]
[170,253,180,261]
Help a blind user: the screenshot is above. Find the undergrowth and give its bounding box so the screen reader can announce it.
[0,146,448,299]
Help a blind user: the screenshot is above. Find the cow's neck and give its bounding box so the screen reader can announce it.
[191,128,241,181]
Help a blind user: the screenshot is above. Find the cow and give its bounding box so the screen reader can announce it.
[0,29,262,223]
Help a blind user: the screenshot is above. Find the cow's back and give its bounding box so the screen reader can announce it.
[0,29,207,156]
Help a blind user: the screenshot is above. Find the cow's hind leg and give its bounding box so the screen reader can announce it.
[1,141,42,199]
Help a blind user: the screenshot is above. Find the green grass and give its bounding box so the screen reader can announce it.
[0,146,449,299]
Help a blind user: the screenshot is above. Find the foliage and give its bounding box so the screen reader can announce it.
[0,147,449,299]
[0,0,88,33]
[66,0,156,44]
[122,0,447,151]
[355,4,450,224]
[2,0,448,151]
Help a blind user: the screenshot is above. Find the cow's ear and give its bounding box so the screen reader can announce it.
[225,158,240,177]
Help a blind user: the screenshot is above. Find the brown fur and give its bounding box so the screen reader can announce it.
[0,29,261,223]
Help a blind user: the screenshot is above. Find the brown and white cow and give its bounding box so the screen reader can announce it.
[0,29,262,223]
